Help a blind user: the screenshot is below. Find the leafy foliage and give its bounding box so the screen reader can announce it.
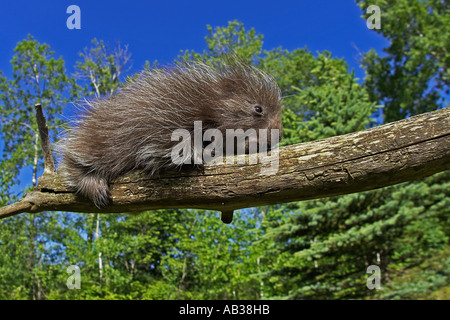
[0,35,77,202]
[259,48,377,144]
[179,20,264,64]
[261,0,449,299]
[356,0,449,122]
[0,36,78,300]
[74,38,131,97]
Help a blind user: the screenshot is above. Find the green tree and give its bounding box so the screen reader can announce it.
[0,35,77,202]
[0,35,77,299]
[257,49,379,299]
[259,48,377,144]
[179,20,264,64]
[158,209,271,300]
[74,38,131,98]
[261,1,450,299]
[263,171,449,299]
[355,0,450,299]
[357,0,449,123]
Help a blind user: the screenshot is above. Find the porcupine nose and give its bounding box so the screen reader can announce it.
[269,117,283,148]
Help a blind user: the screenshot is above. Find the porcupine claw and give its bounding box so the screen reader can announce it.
[220,210,234,224]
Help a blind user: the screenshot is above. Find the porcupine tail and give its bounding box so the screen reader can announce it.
[56,146,111,208]
[76,173,111,208]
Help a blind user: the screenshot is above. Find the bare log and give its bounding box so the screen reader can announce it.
[1,107,449,221]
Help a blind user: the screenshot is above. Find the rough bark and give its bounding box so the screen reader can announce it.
[1,107,449,221]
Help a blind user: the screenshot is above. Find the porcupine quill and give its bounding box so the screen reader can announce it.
[57,56,283,223]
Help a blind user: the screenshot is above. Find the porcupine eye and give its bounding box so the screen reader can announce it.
[254,105,263,115]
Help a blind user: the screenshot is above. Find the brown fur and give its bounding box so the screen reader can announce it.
[57,57,282,207]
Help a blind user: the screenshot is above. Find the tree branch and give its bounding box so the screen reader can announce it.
[34,103,55,174]
[1,107,449,222]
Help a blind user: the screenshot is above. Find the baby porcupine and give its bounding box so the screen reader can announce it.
[57,57,282,208]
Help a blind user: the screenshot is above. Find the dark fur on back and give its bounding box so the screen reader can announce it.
[57,57,282,207]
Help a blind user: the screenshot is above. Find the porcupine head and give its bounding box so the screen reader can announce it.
[56,56,283,208]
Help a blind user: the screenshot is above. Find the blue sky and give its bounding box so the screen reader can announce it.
[0,0,388,81]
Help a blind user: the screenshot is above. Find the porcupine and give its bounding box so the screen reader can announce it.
[57,57,283,209]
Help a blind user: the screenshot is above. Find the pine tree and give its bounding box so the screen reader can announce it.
[262,0,449,299]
